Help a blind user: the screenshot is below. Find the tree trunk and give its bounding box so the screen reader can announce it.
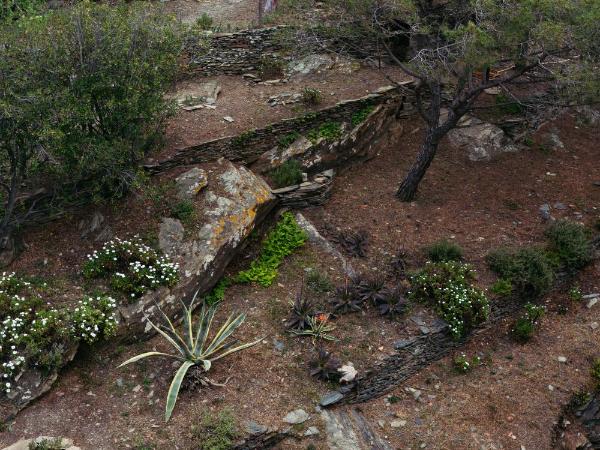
[396,127,440,201]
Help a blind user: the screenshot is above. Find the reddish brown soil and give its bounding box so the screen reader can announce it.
[1,107,599,449]
[154,65,409,163]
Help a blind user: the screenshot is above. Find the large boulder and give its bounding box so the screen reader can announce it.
[448,115,518,161]
[115,159,277,342]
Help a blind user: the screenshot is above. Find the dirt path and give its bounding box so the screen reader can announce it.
[162,0,258,27]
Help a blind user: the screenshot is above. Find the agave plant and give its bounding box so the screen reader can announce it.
[285,285,316,331]
[118,295,262,422]
[390,248,408,278]
[309,347,342,382]
[332,229,369,258]
[375,288,408,318]
[330,280,363,314]
[290,313,336,342]
[356,277,391,306]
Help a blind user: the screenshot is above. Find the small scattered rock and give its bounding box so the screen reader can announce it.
[223,116,235,123]
[273,339,285,352]
[283,409,309,424]
[587,297,599,309]
[558,356,567,363]
[390,420,407,428]
[407,387,422,401]
[590,322,599,330]
[320,391,344,407]
[304,426,320,436]
[245,421,268,435]
[539,204,552,222]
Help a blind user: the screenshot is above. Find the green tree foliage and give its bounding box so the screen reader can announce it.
[0,2,182,245]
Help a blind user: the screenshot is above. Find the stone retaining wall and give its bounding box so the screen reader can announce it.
[146,83,416,174]
[185,26,385,77]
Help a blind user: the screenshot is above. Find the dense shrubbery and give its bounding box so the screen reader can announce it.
[409,261,490,339]
[425,240,463,262]
[545,220,592,273]
[269,159,304,188]
[0,273,117,395]
[0,3,182,245]
[486,247,554,300]
[486,220,593,301]
[236,212,307,286]
[83,237,179,301]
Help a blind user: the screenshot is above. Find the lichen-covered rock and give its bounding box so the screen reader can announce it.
[175,167,208,200]
[1,343,78,422]
[448,115,518,161]
[115,159,276,342]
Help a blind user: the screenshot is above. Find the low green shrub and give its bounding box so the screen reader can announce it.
[236,212,307,287]
[306,270,334,293]
[486,247,554,300]
[204,277,231,306]
[170,200,196,223]
[307,121,343,143]
[545,220,592,273]
[259,56,286,79]
[425,240,463,262]
[269,159,304,188]
[512,303,545,343]
[453,353,482,374]
[83,237,179,301]
[28,437,65,450]
[409,261,490,339]
[490,279,512,296]
[194,409,238,450]
[277,131,301,148]
[1,273,117,396]
[351,105,375,127]
[195,13,214,30]
[301,87,323,105]
[568,285,583,301]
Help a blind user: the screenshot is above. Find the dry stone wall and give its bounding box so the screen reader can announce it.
[146,84,416,174]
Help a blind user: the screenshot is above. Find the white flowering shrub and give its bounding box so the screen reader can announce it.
[453,353,482,374]
[409,261,490,339]
[83,237,179,301]
[0,272,117,396]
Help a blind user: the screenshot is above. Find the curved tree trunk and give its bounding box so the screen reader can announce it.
[396,127,440,201]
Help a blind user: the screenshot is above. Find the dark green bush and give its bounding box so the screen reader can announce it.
[512,303,545,343]
[0,3,181,240]
[196,13,214,30]
[278,131,301,148]
[490,278,512,296]
[545,220,592,273]
[425,240,463,262]
[170,200,196,223]
[409,261,490,339]
[269,159,304,188]
[307,121,343,143]
[301,87,323,105]
[306,270,334,293]
[486,247,554,300]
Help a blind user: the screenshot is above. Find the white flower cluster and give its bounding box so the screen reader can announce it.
[409,261,489,339]
[84,237,179,299]
[70,296,119,344]
[1,273,119,396]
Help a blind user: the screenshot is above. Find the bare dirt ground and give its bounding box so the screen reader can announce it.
[155,64,409,162]
[162,0,258,28]
[1,108,599,449]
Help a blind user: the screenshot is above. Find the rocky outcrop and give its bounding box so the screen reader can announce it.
[145,84,413,173]
[448,115,519,161]
[1,343,78,422]
[114,159,277,342]
[272,170,334,208]
[4,436,81,450]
